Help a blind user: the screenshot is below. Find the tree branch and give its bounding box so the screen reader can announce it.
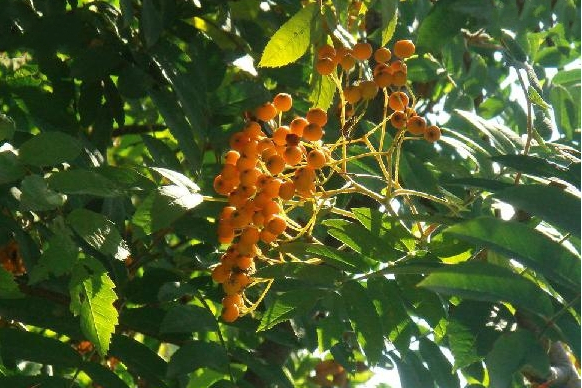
[112,124,166,137]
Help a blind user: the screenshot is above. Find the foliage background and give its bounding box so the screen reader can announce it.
[0,0,580,387]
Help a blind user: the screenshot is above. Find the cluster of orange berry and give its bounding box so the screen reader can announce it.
[312,360,347,387]
[316,38,441,142]
[212,93,330,322]
[0,240,26,275]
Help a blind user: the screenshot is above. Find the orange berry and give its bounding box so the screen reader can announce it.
[222,294,243,307]
[343,86,361,104]
[224,150,240,165]
[236,155,257,171]
[393,39,415,59]
[262,178,282,198]
[272,125,291,146]
[257,138,274,153]
[392,71,407,87]
[352,42,372,61]
[221,304,239,322]
[252,211,265,227]
[255,174,270,190]
[262,200,282,219]
[388,91,409,111]
[390,60,407,73]
[230,209,252,229]
[237,242,258,257]
[273,93,293,112]
[374,47,392,63]
[307,149,326,169]
[285,133,301,147]
[266,215,287,235]
[278,180,295,200]
[360,80,379,100]
[241,140,259,159]
[217,226,235,244]
[229,132,250,151]
[243,121,263,139]
[255,102,278,122]
[228,190,247,208]
[424,125,441,142]
[240,227,260,245]
[220,206,236,220]
[303,123,324,142]
[293,167,316,192]
[236,253,254,270]
[406,116,426,135]
[214,175,233,196]
[390,111,407,129]
[266,154,286,175]
[374,71,393,88]
[339,54,356,71]
[261,146,277,161]
[259,229,277,244]
[290,117,308,136]
[239,184,257,199]
[306,108,328,127]
[221,164,238,180]
[239,168,260,186]
[283,145,303,166]
[316,57,335,75]
[211,264,231,283]
[252,192,270,209]
[373,63,390,77]
[317,44,336,59]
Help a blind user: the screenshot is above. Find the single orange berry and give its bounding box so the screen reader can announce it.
[222,294,243,307]
[278,180,295,200]
[259,229,277,244]
[360,80,379,100]
[273,93,293,112]
[229,132,250,151]
[373,63,390,77]
[283,145,303,166]
[266,215,287,235]
[374,47,392,63]
[236,254,254,270]
[406,116,427,135]
[306,108,328,127]
[388,91,409,111]
[262,200,282,219]
[240,227,260,245]
[343,86,361,104]
[374,71,393,88]
[303,123,324,142]
[262,178,282,198]
[317,44,336,59]
[239,168,260,186]
[243,121,263,139]
[316,57,335,75]
[339,54,356,71]
[266,154,286,175]
[221,304,239,322]
[392,71,407,87]
[424,125,441,142]
[255,102,278,122]
[307,149,326,169]
[224,150,240,165]
[393,39,415,59]
[236,155,257,171]
[211,264,231,283]
[352,42,373,61]
[390,60,407,73]
[390,111,407,129]
[220,206,236,220]
[252,211,265,227]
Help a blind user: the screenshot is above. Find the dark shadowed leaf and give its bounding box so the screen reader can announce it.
[167,340,228,377]
[19,132,81,166]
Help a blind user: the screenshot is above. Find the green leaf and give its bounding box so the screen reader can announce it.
[257,289,322,332]
[0,266,23,298]
[48,169,123,197]
[444,216,580,290]
[211,81,270,116]
[322,219,400,262]
[141,0,163,47]
[82,361,129,388]
[159,305,216,333]
[109,334,168,388]
[19,132,81,167]
[230,347,294,388]
[0,376,80,388]
[142,135,181,171]
[0,149,25,184]
[485,330,550,388]
[492,154,579,187]
[151,167,200,192]
[416,0,466,51]
[552,69,581,85]
[494,184,580,235]
[0,328,81,367]
[67,208,130,261]
[167,340,229,377]
[527,86,550,110]
[76,272,118,356]
[19,175,66,211]
[0,113,15,141]
[419,338,461,388]
[277,242,374,272]
[29,227,79,284]
[341,281,384,365]
[254,261,343,286]
[454,109,520,154]
[418,261,554,316]
[380,0,398,46]
[309,72,336,110]
[259,4,317,67]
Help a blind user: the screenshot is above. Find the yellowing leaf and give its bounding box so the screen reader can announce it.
[259,4,317,68]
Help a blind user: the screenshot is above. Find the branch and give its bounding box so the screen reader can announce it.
[548,341,581,388]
